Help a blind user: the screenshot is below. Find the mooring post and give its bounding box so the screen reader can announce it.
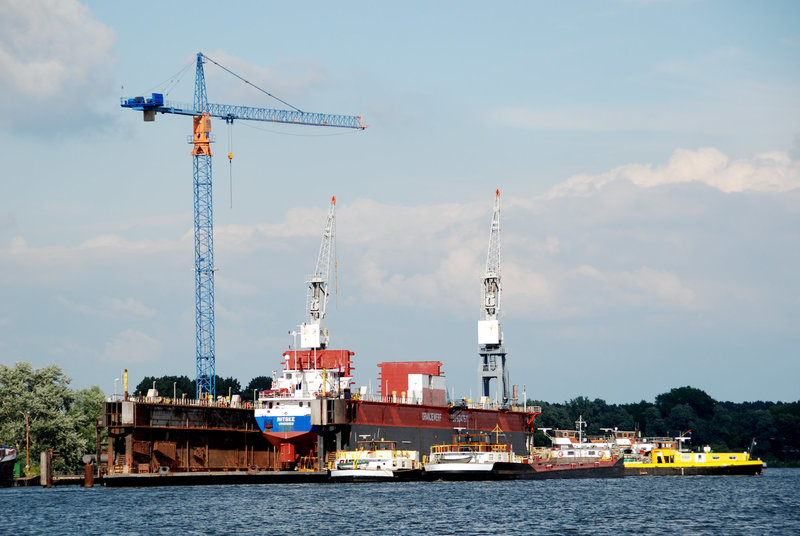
[40,449,52,488]
[83,462,94,487]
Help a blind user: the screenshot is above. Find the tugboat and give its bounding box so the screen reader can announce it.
[329,440,421,481]
[624,433,764,476]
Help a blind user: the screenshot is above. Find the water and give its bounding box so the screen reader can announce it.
[3,469,799,535]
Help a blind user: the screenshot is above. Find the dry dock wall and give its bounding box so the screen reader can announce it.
[103,400,279,475]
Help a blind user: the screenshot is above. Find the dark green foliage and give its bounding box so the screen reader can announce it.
[0,362,104,475]
[529,386,800,465]
[134,375,195,399]
[242,376,273,401]
[133,374,266,400]
[655,386,716,419]
[215,376,242,399]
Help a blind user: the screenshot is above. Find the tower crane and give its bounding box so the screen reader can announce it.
[121,52,366,399]
[478,189,509,404]
[300,196,337,350]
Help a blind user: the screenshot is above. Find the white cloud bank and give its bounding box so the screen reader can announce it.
[546,148,800,198]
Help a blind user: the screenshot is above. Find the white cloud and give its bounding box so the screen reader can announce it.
[101,329,162,364]
[0,0,115,131]
[545,148,800,197]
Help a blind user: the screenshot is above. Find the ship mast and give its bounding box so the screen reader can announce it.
[300,196,337,350]
[478,189,509,403]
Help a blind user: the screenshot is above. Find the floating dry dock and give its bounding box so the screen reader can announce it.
[103,398,289,478]
[99,397,624,486]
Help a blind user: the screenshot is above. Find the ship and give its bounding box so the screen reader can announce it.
[424,430,531,479]
[623,435,764,476]
[329,439,421,481]
[0,446,17,487]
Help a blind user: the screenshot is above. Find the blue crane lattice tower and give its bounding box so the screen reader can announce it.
[121,52,366,399]
[192,53,215,399]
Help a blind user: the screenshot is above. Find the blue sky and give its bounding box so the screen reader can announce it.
[1,0,798,404]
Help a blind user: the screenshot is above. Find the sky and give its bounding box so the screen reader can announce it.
[1,0,798,405]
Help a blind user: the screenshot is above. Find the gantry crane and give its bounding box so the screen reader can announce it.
[300,196,337,351]
[121,52,365,398]
[477,189,509,403]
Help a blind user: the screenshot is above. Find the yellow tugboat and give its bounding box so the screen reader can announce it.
[624,435,763,476]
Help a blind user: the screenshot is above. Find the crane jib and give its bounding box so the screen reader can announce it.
[121,93,366,129]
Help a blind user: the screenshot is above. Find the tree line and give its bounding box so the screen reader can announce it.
[133,374,272,401]
[530,386,799,466]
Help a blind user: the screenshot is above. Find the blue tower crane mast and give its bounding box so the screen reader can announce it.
[121,52,366,399]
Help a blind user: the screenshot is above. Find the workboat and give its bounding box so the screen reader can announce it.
[424,431,523,478]
[329,440,421,481]
[624,437,764,476]
[534,417,617,462]
[423,430,625,480]
[0,446,17,487]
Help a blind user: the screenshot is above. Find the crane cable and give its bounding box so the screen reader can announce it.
[202,53,303,112]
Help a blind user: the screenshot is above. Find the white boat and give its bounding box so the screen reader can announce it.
[424,432,521,475]
[329,440,421,481]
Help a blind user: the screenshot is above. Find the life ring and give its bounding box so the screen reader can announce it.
[557,450,564,458]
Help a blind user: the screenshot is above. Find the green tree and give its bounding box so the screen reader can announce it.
[769,402,800,462]
[666,403,701,441]
[69,386,106,448]
[135,375,195,399]
[655,386,716,419]
[215,376,242,398]
[641,406,666,436]
[242,376,273,401]
[0,362,88,474]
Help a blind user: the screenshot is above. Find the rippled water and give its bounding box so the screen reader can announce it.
[3,468,799,535]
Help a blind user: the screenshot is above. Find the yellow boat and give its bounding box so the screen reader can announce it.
[624,441,763,476]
